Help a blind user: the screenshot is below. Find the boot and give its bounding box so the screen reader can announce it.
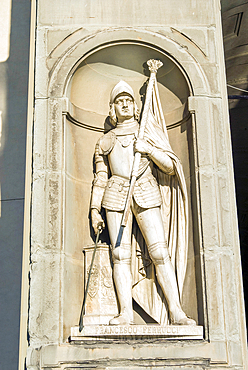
[109,263,134,325]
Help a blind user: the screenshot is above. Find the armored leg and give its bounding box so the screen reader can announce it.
[134,204,196,325]
[106,209,134,325]
[149,242,195,324]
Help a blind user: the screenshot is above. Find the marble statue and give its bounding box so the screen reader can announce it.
[90,60,195,326]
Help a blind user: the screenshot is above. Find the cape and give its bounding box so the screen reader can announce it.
[131,79,188,324]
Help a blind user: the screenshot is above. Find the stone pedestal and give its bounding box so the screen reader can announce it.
[83,243,118,326]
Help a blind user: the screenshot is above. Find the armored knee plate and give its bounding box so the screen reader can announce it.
[148,242,169,265]
[112,243,131,264]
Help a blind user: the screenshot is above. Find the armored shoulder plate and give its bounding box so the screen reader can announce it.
[98,131,116,155]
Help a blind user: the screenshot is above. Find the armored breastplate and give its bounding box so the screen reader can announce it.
[108,135,135,179]
[97,121,151,179]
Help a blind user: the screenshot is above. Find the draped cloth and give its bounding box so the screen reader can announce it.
[131,79,188,324]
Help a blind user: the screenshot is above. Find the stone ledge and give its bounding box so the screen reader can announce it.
[39,340,229,368]
[70,325,203,341]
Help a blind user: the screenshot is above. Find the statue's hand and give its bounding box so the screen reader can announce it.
[91,209,105,235]
[134,138,152,155]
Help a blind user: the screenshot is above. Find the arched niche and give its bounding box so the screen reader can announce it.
[62,41,202,338]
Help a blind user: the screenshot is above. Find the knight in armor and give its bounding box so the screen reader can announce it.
[91,80,196,326]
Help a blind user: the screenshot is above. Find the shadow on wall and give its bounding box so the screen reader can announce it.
[0,1,31,369]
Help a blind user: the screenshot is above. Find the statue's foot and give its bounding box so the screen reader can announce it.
[109,314,133,325]
[171,309,196,326]
[172,316,196,326]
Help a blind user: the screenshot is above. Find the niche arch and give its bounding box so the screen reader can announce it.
[48,27,210,98]
[59,38,205,339]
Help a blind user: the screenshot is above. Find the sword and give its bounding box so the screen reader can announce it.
[79,223,103,332]
[121,59,163,227]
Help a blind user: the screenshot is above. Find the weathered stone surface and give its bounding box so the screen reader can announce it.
[38,0,215,27]
[38,340,228,368]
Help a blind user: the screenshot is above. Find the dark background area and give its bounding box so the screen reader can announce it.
[229,99,248,326]
[222,0,248,330]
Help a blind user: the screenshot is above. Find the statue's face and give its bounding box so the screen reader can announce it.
[114,93,134,123]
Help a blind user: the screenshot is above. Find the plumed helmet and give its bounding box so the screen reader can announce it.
[110,81,135,104]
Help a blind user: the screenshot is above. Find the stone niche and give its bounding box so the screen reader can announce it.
[63,42,201,339]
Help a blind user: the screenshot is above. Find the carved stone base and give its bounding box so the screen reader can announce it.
[83,243,118,325]
[70,325,203,341]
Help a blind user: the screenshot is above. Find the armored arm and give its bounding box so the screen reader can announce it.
[134,138,175,175]
[148,146,175,175]
[91,142,108,234]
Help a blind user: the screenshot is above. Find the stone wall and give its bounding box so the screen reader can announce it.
[24,0,248,369]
